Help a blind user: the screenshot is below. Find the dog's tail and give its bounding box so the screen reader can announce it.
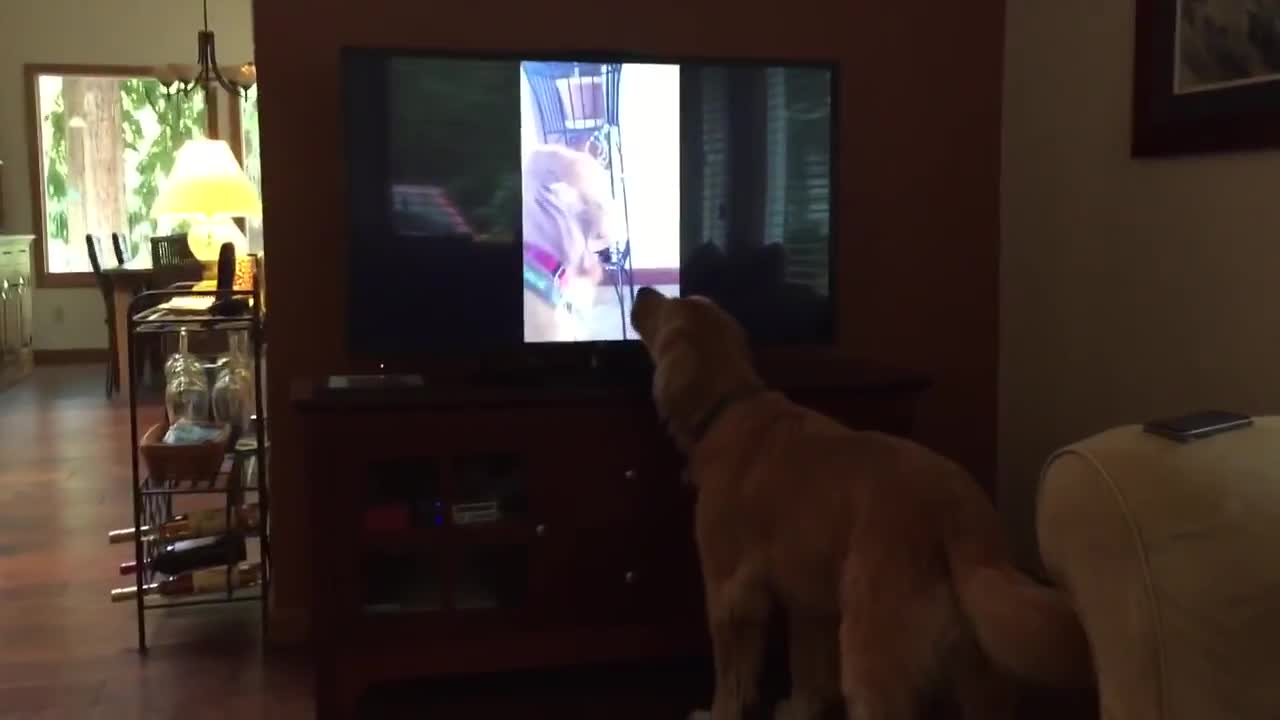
[944,525,1093,688]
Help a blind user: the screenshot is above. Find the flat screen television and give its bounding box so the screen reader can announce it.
[343,49,837,362]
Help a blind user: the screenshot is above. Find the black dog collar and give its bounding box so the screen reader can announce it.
[679,385,766,489]
[687,385,767,447]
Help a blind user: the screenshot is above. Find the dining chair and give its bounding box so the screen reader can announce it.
[151,234,195,267]
[85,235,120,397]
[110,232,129,266]
[140,234,204,382]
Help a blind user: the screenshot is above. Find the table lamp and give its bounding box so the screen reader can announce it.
[151,138,261,262]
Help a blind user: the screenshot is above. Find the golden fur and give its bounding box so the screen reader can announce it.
[523,143,618,251]
[522,144,615,341]
[630,288,1092,720]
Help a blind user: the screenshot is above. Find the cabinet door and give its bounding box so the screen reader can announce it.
[6,278,21,353]
[0,278,11,355]
[341,411,550,632]
[531,408,701,625]
[308,429,373,641]
[17,274,32,348]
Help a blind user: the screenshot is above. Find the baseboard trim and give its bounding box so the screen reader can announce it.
[34,348,109,365]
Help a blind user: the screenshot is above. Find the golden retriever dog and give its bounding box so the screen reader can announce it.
[629,288,1092,720]
[522,143,618,341]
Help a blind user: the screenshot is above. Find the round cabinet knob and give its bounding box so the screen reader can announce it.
[535,523,548,537]
[623,468,638,481]
[624,571,638,585]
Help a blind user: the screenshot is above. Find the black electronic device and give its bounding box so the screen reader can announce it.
[342,48,838,358]
[215,241,236,301]
[327,374,426,391]
[1142,410,1253,443]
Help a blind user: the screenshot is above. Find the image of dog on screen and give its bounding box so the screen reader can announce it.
[521,143,615,342]
[520,60,681,343]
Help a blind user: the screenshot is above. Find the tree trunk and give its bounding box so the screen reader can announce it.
[63,76,126,270]
[64,77,88,266]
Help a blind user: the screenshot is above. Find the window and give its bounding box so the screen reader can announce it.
[693,67,831,295]
[699,67,730,251]
[232,85,263,252]
[29,66,210,281]
[764,68,832,295]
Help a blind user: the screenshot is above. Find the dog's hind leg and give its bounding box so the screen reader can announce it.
[706,569,771,720]
[776,613,842,720]
[838,552,955,720]
[839,616,921,720]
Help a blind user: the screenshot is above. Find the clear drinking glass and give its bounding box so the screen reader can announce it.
[164,328,203,383]
[164,328,209,424]
[213,330,254,437]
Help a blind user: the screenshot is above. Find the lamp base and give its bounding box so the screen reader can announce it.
[187,218,249,262]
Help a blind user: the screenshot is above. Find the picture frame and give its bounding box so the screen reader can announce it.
[1133,0,1280,157]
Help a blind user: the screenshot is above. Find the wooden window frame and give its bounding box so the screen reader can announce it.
[227,91,258,239]
[24,63,223,289]
[228,92,244,166]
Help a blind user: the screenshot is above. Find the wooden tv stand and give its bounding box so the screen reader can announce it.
[297,359,928,719]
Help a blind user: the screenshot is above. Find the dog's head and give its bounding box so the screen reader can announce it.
[524,144,619,252]
[630,287,764,451]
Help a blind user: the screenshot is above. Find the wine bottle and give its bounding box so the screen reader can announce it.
[118,535,247,576]
[109,562,262,603]
[106,504,261,544]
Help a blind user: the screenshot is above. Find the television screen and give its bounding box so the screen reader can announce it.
[343,51,835,354]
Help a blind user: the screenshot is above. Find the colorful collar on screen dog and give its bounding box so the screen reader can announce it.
[523,247,566,308]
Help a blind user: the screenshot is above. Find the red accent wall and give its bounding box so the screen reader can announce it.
[253,0,1005,630]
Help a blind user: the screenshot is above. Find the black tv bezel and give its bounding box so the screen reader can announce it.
[339,45,841,379]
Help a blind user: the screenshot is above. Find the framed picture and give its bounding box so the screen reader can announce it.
[1133,0,1280,156]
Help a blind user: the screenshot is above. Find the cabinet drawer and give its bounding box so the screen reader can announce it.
[328,408,554,457]
[620,533,705,621]
[537,523,701,627]
[530,407,681,525]
[529,416,698,626]
[0,248,30,273]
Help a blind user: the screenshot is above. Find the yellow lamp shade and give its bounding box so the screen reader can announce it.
[151,138,262,221]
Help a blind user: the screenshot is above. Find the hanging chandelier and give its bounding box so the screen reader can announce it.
[154,0,256,99]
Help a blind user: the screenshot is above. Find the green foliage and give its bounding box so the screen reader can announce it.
[44,93,68,243]
[242,85,260,186]
[122,79,206,248]
[41,77,207,256]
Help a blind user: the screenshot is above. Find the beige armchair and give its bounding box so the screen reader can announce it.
[1036,419,1280,720]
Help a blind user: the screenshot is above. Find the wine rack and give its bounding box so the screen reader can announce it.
[121,287,270,652]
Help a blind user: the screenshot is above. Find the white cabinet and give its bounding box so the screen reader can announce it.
[0,234,35,390]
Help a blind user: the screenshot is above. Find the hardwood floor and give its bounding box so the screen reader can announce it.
[0,365,311,719]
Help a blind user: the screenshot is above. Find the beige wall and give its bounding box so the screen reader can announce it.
[1000,0,1280,563]
[0,0,253,350]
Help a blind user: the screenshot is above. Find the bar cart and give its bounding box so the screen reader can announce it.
[121,287,269,652]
